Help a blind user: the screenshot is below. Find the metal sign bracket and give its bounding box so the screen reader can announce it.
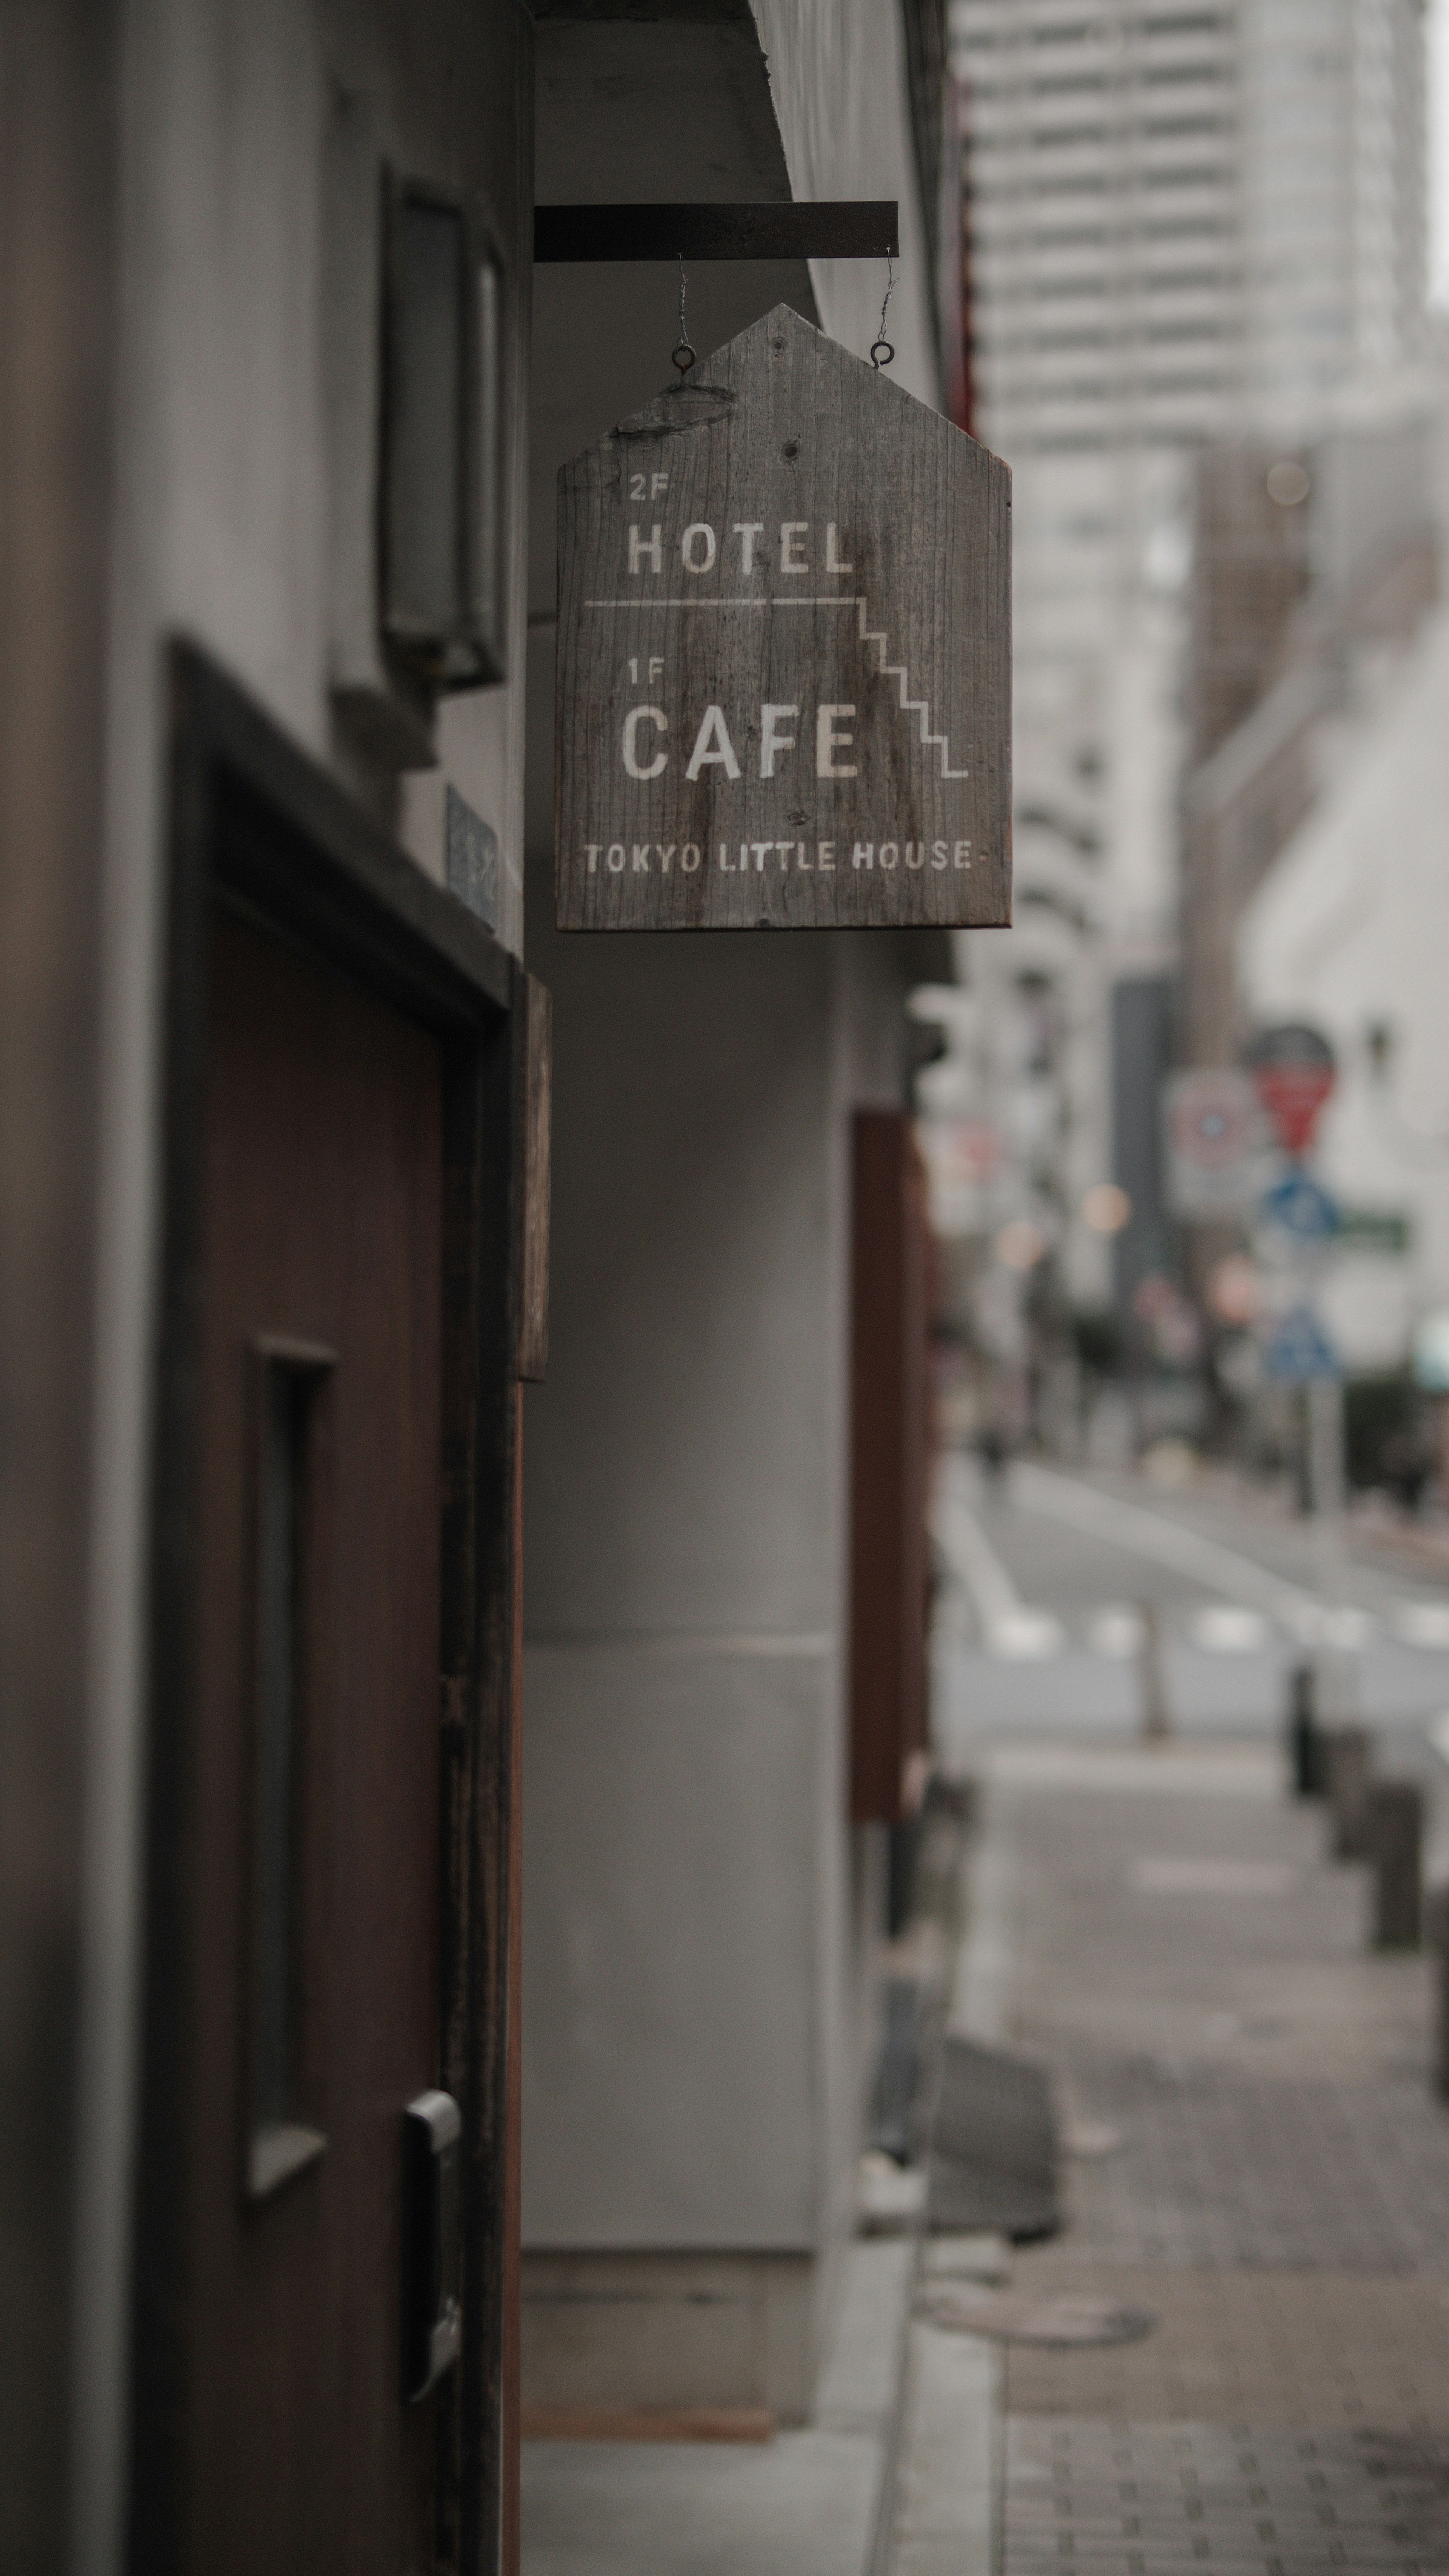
[534,202,899,265]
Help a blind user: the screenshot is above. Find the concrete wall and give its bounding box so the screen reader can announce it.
[520,924,908,2224]
[73,1,533,2556]
[518,2,948,2419]
[519,908,911,2411]
[521,2250,819,2421]
[523,1641,835,2251]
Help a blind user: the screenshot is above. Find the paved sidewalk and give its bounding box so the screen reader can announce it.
[977,1740,1449,2574]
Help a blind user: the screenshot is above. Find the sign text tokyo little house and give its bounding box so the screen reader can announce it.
[587,835,975,880]
[554,306,1012,933]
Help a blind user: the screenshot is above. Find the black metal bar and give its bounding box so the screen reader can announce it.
[533,201,898,264]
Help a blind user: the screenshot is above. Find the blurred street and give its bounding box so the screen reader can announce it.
[934,1452,1449,1769]
[956,1734,1449,2573]
[877,1441,1449,2574]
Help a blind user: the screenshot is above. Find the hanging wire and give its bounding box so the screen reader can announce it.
[871,253,896,370]
[672,253,697,378]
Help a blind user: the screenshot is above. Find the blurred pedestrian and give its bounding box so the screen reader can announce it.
[978,1420,1010,1500]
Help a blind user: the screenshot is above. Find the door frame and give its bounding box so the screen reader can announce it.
[130,641,525,2575]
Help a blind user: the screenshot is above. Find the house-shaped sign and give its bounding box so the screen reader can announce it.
[554,304,1012,931]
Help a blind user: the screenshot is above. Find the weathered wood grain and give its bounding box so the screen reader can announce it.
[554,303,1011,933]
[517,975,551,1383]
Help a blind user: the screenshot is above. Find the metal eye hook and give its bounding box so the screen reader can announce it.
[672,252,697,378]
[871,252,895,370]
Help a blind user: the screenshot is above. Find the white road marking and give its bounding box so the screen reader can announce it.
[1129,1857,1298,1897]
[1086,1604,1146,1658]
[1013,1464,1374,1649]
[934,1460,1065,1659]
[986,1742,1279,1797]
[986,1610,1066,1661]
[1392,1600,1449,1649]
[1315,1603,1378,1650]
[1186,1605,1272,1654]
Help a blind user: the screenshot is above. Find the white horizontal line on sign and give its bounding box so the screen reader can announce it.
[585,596,770,608]
[583,595,862,608]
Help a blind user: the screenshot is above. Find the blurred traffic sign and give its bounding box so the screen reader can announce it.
[1246,1022,1336,1156]
[1339,1207,1411,1256]
[1262,1303,1340,1383]
[1163,1068,1258,1217]
[1259,1165,1340,1248]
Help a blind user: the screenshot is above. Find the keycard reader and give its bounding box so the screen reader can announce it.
[402,2090,461,2401]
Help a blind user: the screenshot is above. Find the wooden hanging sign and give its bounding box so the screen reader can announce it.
[554,303,1012,932]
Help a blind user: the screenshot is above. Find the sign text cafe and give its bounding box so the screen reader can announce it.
[554,305,1012,934]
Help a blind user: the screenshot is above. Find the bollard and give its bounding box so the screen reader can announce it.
[1428,1889,1449,2102]
[1368,1780,1423,1950]
[1138,1599,1170,1743]
[1287,1661,1326,1798]
[1325,1725,1372,1861]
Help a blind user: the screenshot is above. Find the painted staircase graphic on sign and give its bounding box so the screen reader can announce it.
[583,590,970,782]
[851,598,969,781]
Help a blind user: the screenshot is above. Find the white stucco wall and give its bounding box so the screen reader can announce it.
[520,915,908,2257]
[1239,605,1449,1363]
[751,0,942,406]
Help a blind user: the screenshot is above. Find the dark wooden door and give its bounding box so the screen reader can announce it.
[849,1109,931,1825]
[186,908,445,2571]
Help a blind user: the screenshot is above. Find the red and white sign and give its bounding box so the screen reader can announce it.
[1246,1023,1336,1157]
[1163,1070,1258,1217]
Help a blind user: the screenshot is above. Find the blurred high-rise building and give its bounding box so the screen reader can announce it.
[957,0,1426,462]
[946,0,1428,1317]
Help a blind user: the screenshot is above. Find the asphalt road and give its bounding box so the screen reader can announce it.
[932,1453,1449,1798]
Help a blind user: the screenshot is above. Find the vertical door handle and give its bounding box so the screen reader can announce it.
[401,2090,462,2401]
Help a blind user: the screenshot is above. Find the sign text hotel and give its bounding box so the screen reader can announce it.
[554,305,1012,932]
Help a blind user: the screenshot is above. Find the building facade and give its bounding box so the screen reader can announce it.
[1237,412,1449,1379]
[8,3,548,2566]
[957,0,1426,462]
[941,0,1427,1325]
[519,0,959,2427]
[4,0,966,2565]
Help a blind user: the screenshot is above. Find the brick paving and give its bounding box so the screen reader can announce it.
[1052,2063,1449,2275]
[1007,2421,1449,2573]
[989,1745,1449,2574]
